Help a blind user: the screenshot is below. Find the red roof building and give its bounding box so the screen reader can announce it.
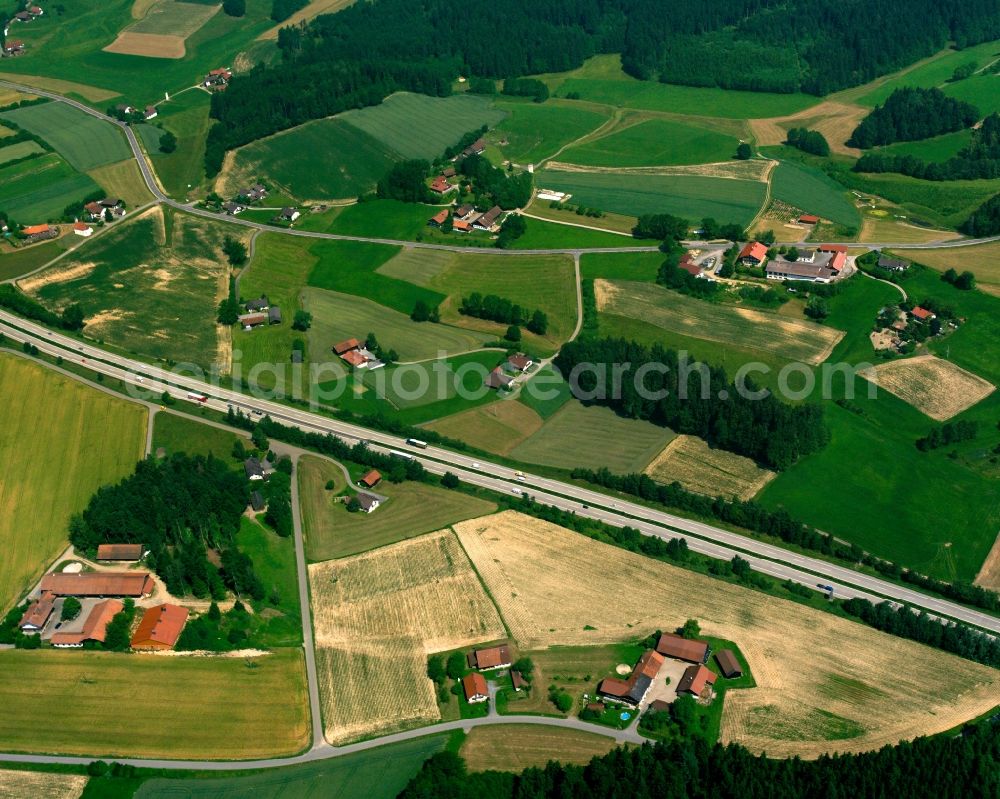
[40,572,155,597]
[462,672,489,703]
[656,633,709,663]
[452,219,471,232]
[96,543,143,562]
[798,214,819,224]
[50,599,123,648]
[911,306,935,321]
[428,209,449,227]
[817,243,848,254]
[341,350,369,368]
[678,252,701,277]
[738,241,768,264]
[19,591,56,631]
[333,338,361,355]
[359,469,382,488]
[676,664,716,697]
[21,224,50,236]
[131,604,189,650]
[470,644,511,670]
[429,176,454,194]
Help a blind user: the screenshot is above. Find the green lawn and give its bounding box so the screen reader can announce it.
[298,457,496,560]
[769,160,860,229]
[339,92,507,160]
[0,353,146,614]
[29,207,231,369]
[127,0,219,36]
[227,117,400,201]
[134,735,450,799]
[541,55,818,118]
[941,73,1000,116]
[145,90,213,199]
[236,515,302,647]
[326,199,442,241]
[494,99,609,164]
[877,129,974,161]
[510,218,638,250]
[361,350,504,414]
[560,118,740,167]
[539,168,766,227]
[0,152,100,221]
[580,251,662,282]
[511,401,674,473]
[304,287,494,362]
[152,411,244,458]
[0,101,130,171]
[517,365,573,419]
[0,239,69,281]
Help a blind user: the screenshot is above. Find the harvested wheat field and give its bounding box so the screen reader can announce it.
[974,533,1000,592]
[454,511,1000,758]
[309,530,505,744]
[103,32,186,58]
[424,400,543,456]
[460,725,617,772]
[545,159,771,182]
[862,355,995,421]
[0,769,87,799]
[645,435,775,500]
[596,279,844,365]
[749,101,867,156]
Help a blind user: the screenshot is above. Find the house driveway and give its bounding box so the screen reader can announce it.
[640,658,690,711]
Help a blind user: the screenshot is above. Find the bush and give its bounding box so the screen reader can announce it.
[158,130,177,153]
[61,596,82,621]
[223,0,245,15]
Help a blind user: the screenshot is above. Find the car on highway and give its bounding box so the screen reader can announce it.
[511,488,522,494]
[251,409,263,416]
[514,471,526,481]
[817,583,835,592]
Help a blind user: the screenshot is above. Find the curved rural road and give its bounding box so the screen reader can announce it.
[3,78,999,253]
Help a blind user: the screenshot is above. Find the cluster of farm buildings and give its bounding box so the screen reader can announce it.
[17,545,189,651]
[738,241,851,283]
[484,352,533,391]
[5,197,127,248]
[424,139,508,234]
[1,4,42,57]
[238,294,282,330]
[220,183,301,224]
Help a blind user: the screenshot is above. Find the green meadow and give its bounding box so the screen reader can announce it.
[877,130,973,161]
[0,140,44,166]
[769,160,860,229]
[339,92,507,160]
[494,99,609,164]
[560,117,740,167]
[539,168,767,226]
[0,101,129,171]
[143,89,213,198]
[0,152,100,221]
[580,251,662,282]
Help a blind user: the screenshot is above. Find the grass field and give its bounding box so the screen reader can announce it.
[560,117,740,167]
[0,649,309,758]
[147,90,213,199]
[0,239,68,281]
[325,199,442,241]
[0,769,87,798]
[87,158,155,208]
[941,73,1000,116]
[769,160,860,229]
[877,129,973,161]
[0,102,130,171]
[858,215,960,245]
[236,515,303,647]
[511,401,674,473]
[152,410,244,457]
[455,511,1000,757]
[104,0,222,58]
[862,355,995,421]
[299,456,496,560]
[903,240,1000,294]
[460,725,616,771]
[494,99,609,165]
[524,201,639,235]
[304,287,493,362]
[135,736,449,799]
[309,530,505,744]
[25,207,238,369]
[0,139,44,165]
[223,117,400,201]
[510,217,639,249]
[339,93,507,160]
[378,249,578,354]
[0,152,100,222]
[645,435,776,500]
[540,55,818,118]
[596,279,844,365]
[0,353,145,614]
[306,238,420,313]
[539,168,767,226]
[580,251,662,281]
[424,400,544,455]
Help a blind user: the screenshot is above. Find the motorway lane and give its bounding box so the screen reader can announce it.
[3,311,998,635]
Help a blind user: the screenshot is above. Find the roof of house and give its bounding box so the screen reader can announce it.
[281,207,297,218]
[473,644,511,669]
[50,599,123,646]
[656,633,709,663]
[598,649,663,704]
[485,367,513,389]
[715,649,742,678]
[19,591,56,629]
[507,354,531,371]
[647,699,671,713]
[456,203,475,217]
[84,202,103,214]
[359,469,381,487]
[357,493,379,511]
[739,241,768,262]
[817,243,848,254]
[911,306,934,320]
[238,312,267,325]
[462,671,488,700]
[96,543,143,561]
[250,490,265,511]
[829,250,847,272]
[39,572,154,597]
[442,167,456,178]
[246,295,269,311]
[342,350,368,367]
[429,209,449,225]
[5,39,24,49]
[131,603,189,648]
[452,219,471,232]
[798,214,820,224]
[22,224,50,235]
[209,68,232,77]
[677,664,716,696]
[765,258,835,281]
[586,701,606,712]
[878,254,909,270]
[511,670,528,690]
[475,206,502,228]
[678,253,701,277]
[73,222,91,232]
[430,176,451,192]
[268,306,282,323]
[244,457,265,479]
[333,338,361,354]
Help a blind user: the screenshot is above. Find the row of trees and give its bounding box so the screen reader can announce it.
[502,77,549,103]
[553,337,830,469]
[847,87,979,148]
[0,285,84,331]
[459,293,548,334]
[916,420,978,451]
[398,722,1000,799]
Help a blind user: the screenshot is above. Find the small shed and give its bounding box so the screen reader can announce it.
[715,649,743,679]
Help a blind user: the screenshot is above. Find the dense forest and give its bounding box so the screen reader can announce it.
[68,454,255,599]
[961,191,1000,235]
[553,337,829,469]
[207,0,1000,163]
[847,88,979,148]
[397,722,1000,799]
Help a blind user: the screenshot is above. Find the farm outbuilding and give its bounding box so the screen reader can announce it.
[39,572,154,597]
[715,649,743,678]
[50,599,123,648]
[676,664,716,697]
[656,633,709,663]
[468,643,511,670]
[96,543,143,562]
[131,604,189,650]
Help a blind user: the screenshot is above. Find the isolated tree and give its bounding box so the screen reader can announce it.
[441,472,460,489]
[736,142,752,160]
[61,303,85,331]
[505,324,521,342]
[526,309,548,335]
[222,236,247,267]
[158,130,177,153]
[427,654,446,684]
[292,310,312,331]
[60,597,82,622]
[805,296,829,320]
[346,495,361,513]
[955,271,976,290]
[411,300,431,322]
